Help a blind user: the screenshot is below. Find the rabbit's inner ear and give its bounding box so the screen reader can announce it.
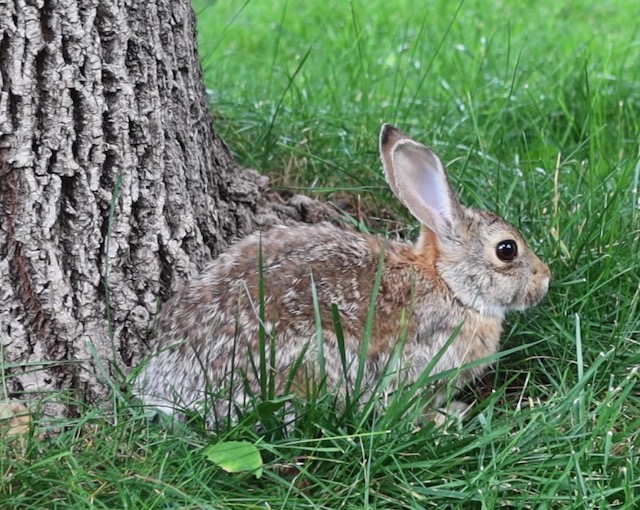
[391,141,459,232]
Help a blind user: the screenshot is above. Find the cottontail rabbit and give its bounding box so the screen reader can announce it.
[136,124,551,425]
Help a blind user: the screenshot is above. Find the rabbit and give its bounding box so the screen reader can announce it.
[135,124,551,426]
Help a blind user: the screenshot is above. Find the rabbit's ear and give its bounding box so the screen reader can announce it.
[380,124,462,234]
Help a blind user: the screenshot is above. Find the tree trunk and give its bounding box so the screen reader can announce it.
[0,0,329,418]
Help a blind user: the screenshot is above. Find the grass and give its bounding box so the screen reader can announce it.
[2,0,640,507]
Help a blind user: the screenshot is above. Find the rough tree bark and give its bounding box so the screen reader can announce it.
[0,0,329,418]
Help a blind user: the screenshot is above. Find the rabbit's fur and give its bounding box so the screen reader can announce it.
[136,124,551,424]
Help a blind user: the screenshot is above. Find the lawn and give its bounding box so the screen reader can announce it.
[2,0,639,508]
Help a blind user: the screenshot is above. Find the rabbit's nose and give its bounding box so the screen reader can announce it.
[533,262,551,277]
[541,265,552,291]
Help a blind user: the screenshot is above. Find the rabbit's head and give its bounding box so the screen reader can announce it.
[380,124,551,318]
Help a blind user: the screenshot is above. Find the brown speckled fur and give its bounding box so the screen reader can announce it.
[135,124,551,425]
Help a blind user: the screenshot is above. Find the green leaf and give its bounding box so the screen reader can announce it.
[256,395,292,418]
[203,441,263,479]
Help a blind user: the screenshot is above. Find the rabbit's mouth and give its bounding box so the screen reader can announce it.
[482,274,550,314]
[515,277,551,311]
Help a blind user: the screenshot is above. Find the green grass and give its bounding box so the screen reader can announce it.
[3,0,640,508]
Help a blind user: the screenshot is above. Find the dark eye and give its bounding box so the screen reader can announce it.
[496,240,518,261]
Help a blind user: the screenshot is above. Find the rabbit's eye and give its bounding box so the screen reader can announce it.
[496,240,518,261]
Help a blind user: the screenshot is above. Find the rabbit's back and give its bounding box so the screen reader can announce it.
[156,224,418,348]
